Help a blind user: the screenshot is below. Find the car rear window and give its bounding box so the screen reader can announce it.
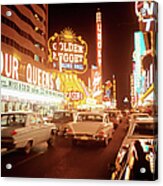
[1,114,27,127]
[133,122,157,136]
[77,114,103,122]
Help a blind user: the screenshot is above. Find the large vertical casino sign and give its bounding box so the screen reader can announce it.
[135,1,158,32]
[48,28,88,74]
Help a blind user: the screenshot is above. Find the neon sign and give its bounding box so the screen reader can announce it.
[130,73,135,107]
[1,76,63,100]
[1,51,54,90]
[67,91,83,101]
[133,31,146,94]
[48,28,88,74]
[1,52,19,80]
[96,10,102,67]
[135,1,158,32]
[26,63,54,90]
[91,65,102,98]
[96,9,102,96]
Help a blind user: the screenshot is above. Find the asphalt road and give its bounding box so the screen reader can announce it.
[1,121,128,179]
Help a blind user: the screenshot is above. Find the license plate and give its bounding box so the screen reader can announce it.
[80,136,88,140]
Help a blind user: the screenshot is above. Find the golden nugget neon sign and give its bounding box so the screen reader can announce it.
[48,28,88,74]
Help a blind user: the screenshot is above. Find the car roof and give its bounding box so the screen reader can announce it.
[53,110,72,113]
[131,113,149,116]
[77,112,106,116]
[131,112,149,115]
[135,119,157,124]
[1,111,35,115]
[105,109,120,113]
[127,120,157,139]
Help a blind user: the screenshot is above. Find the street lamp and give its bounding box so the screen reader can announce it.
[123,97,129,111]
[123,97,129,103]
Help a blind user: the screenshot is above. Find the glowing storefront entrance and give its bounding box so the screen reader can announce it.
[1,76,65,114]
[1,51,65,114]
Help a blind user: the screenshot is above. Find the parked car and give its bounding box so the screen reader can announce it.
[65,112,114,146]
[51,110,75,135]
[108,118,158,180]
[1,111,57,154]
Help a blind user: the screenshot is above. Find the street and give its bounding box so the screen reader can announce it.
[1,2,158,182]
[2,121,128,179]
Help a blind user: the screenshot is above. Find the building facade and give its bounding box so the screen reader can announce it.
[1,5,64,114]
[131,1,158,114]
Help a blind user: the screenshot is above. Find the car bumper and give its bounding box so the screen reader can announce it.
[66,134,105,142]
[1,137,16,150]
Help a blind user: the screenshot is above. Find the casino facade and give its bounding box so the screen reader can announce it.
[1,5,65,114]
[1,4,90,114]
[131,1,158,113]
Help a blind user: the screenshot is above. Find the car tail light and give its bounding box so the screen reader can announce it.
[98,131,105,136]
[66,128,72,133]
[11,130,17,135]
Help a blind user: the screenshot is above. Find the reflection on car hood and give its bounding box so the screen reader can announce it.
[69,122,106,134]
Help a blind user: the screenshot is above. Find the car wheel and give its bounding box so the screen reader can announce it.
[47,134,56,148]
[24,141,32,154]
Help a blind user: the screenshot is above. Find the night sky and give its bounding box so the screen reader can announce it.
[48,2,139,108]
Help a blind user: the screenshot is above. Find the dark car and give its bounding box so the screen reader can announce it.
[108,118,158,180]
[108,139,157,180]
[52,110,75,135]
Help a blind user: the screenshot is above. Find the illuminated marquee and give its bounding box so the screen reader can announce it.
[48,28,88,74]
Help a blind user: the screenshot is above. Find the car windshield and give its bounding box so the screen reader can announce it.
[1,114,27,127]
[77,114,103,122]
[132,122,157,136]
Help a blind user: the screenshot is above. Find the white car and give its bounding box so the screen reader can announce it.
[129,113,152,124]
[127,119,157,139]
[109,119,158,180]
[65,112,114,146]
[1,111,57,154]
